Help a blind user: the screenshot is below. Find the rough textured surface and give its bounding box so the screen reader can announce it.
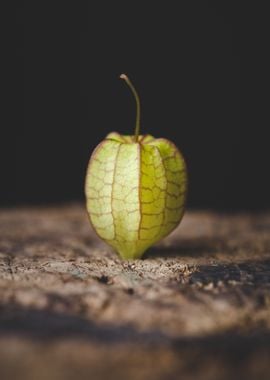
[0,204,270,380]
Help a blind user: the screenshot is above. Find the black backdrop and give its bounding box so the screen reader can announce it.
[2,2,269,210]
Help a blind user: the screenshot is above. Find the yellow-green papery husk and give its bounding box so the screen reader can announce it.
[85,132,187,259]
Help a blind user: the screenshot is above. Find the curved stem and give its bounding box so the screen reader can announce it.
[120,74,141,142]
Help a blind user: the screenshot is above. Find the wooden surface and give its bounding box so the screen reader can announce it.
[0,204,270,380]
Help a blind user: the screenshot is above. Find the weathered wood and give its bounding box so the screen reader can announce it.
[0,204,270,380]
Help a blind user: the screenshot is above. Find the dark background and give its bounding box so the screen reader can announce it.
[2,2,269,210]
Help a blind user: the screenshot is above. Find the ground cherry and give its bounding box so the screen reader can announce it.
[85,74,187,259]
